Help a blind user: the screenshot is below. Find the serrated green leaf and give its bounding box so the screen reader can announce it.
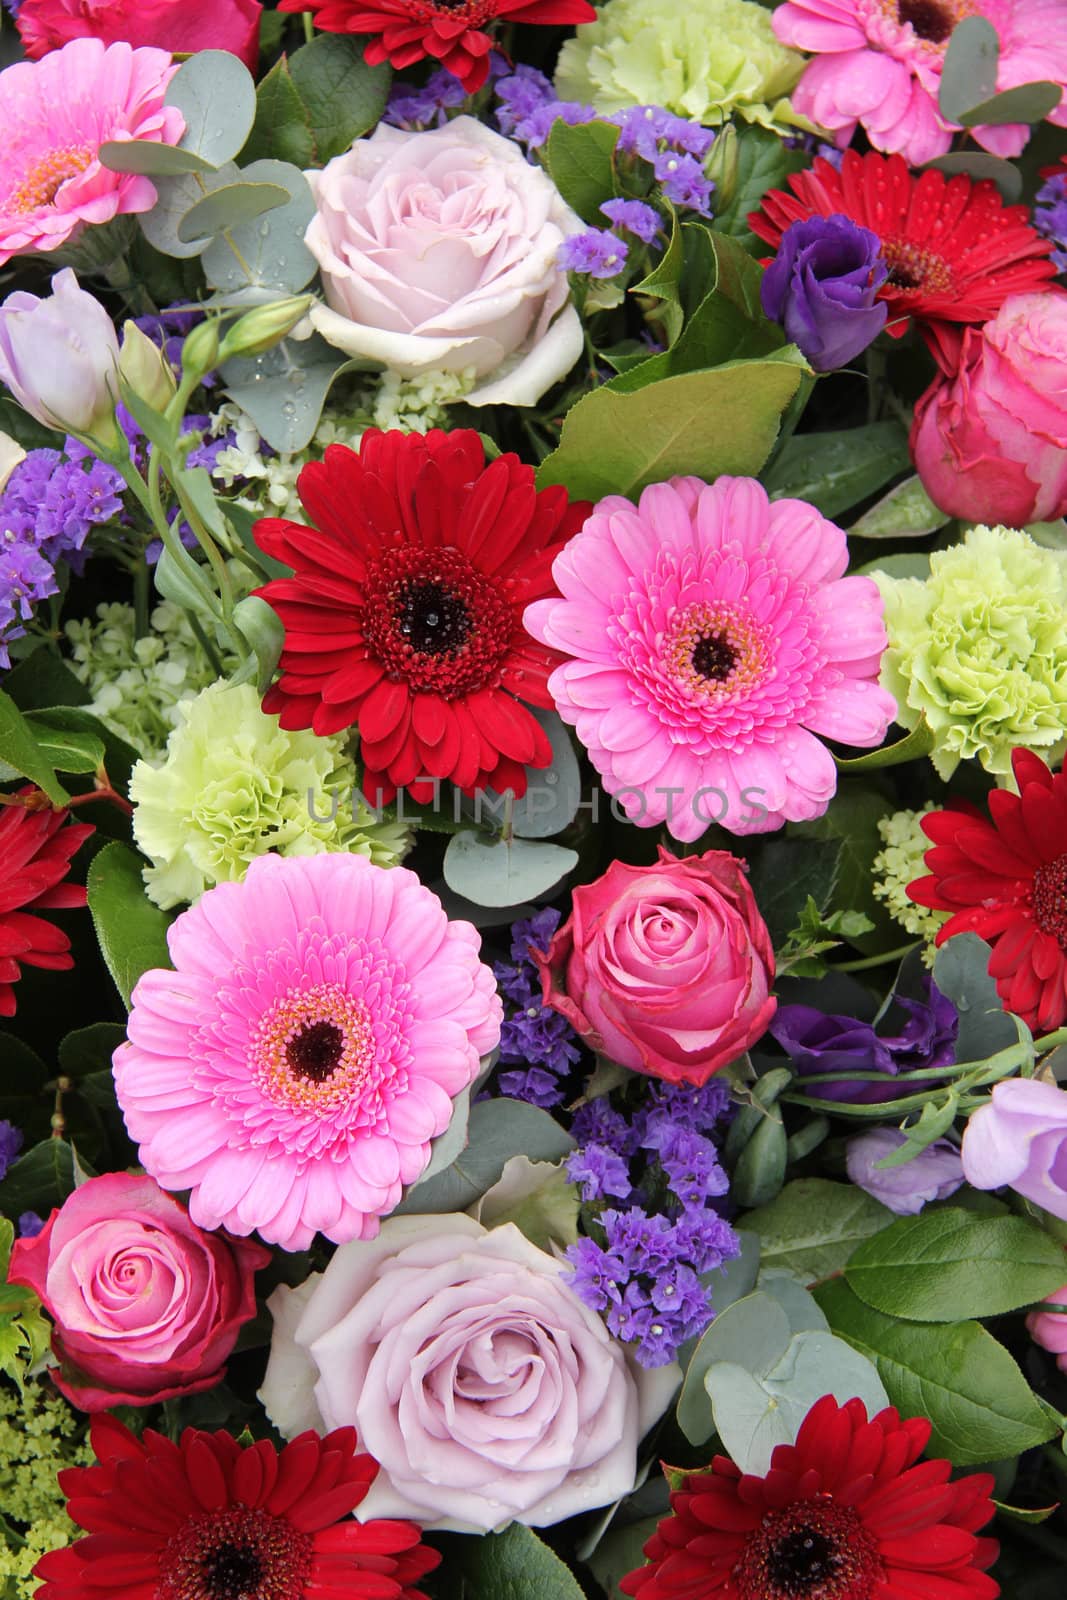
[0,688,68,804]
[24,711,104,776]
[287,35,392,163]
[747,836,841,948]
[816,1277,1057,1465]
[58,1023,128,1080]
[243,56,316,168]
[435,1524,586,1600]
[87,842,174,1009]
[845,1209,1067,1322]
[0,1137,75,1218]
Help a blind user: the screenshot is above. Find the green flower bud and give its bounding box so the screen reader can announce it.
[181,318,222,382]
[217,295,315,363]
[118,321,177,413]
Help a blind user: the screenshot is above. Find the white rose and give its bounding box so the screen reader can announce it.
[304,117,585,408]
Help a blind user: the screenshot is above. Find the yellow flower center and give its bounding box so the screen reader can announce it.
[8,145,95,214]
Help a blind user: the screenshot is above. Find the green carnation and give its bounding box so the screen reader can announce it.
[130,681,412,909]
[875,525,1067,781]
[871,805,949,964]
[554,0,805,127]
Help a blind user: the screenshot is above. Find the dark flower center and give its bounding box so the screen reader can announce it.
[405,0,496,18]
[286,1020,345,1082]
[396,579,472,656]
[881,237,953,294]
[203,1544,263,1600]
[160,1505,313,1600]
[362,545,517,699]
[1032,854,1067,950]
[691,632,737,682]
[733,1497,882,1600]
[897,0,955,42]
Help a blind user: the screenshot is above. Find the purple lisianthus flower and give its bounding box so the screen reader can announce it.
[961,1078,1067,1219]
[761,213,889,373]
[770,977,958,1104]
[18,1211,44,1238]
[0,1119,22,1180]
[846,1128,964,1215]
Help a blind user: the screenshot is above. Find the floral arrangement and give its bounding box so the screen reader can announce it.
[2,0,1067,1597]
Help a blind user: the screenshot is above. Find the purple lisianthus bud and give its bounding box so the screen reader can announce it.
[760,213,889,373]
[961,1078,1067,1220]
[846,1128,964,1215]
[770,977,957,1104]
[0,1118,23,1181]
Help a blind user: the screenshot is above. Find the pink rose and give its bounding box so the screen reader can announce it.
[15,0,262,71]
[535,847,777,1085]
[961,1078,1067,1221]
[259,1215,678,1532]
[911,289,1067,527]
[1027,1283,1067,1374]
[304,117,584,408]
[8,1171,270,1409]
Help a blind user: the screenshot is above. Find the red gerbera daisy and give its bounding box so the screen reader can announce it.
[255,428,588,807]
[0,788,92,1017]
[909,747,1067,1034]
[276,0,595,93]
[34,1414,440,1600]
[749,150,1055,369]
[620,1394,999,1600]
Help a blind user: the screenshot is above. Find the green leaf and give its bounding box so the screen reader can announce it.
[535,353,808,502]
[0,688,69,804]
[922,152,1023,204]
[712,124,808,252]
[436,1524,586,1600]
[584,1515,662,1600]
[201,160,317,295]
[816,1277,1058,1465]
[844,1209,1067,1322]
[243,56,316,168]
[222,331,345,454]
[25,710,104,776]
[58,1023,128,1080]
[730,1116,788,1209]
[139,162,241,260]
[762,422,911,520]
[507,710,581,840]
[166,49,257,167]
[849,474,951,541]
[959,81,1063,127]
[99,140,217,177]
[932,933,1020,1063]
[232,595,285,696]
[0,1217,11,1278]
[287,35,392,163]
[792,781,901,950]
[87,842,174,1009]
[443,832,578,908]
[678,1287,792,1444]
[629,205,684,344]
[2,651,90,713]
[747,836,841,947]
[939,16,999,122]
[476,1156,580,1253]
[544,117,620,225]
[394,1099,574,1215]
[176,180,292,244]
[834,717,935,772]
[746,1178,894,1283]
[0,1137,75,1218]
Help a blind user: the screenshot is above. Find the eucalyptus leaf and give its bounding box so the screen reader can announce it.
[99,141,218,177]
[177,180,292,245]
[139,163,240,260]
[499,710,581,840]
[938,16,999,122]
[677,1288,792,1445]
[222,333,345,454]
[959,80,1063,127]
[166,49,257,167]
[932,932,1019,1063]
[394,1099,574,1215]
[922,152,1023,203]
[443,831,578,908]
[201,160,317,294]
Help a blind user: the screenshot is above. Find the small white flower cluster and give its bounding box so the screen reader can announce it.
[871,803,949,965]
[371,367,477,433]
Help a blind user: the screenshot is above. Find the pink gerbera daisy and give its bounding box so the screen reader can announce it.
[524,476,897,842]
[774,0,1067,166]
[0,37,184,265]
[112,853,502,1252]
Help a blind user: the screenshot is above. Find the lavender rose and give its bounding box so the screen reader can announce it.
[259,1214,678,1533]
[304,117,584,408]
[961,1078,1067,1220]
[760,213,888,372]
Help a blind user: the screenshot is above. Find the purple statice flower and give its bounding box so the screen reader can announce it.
[386,69,468,130]
[1035,173,1067,274]
[846,1128,964,1216]
[494,64,554,133]
[570,1097,638,1155]
[612,106,714,161]
[770,975,958,1105]
[600,198,661,244]
[17,1212,44,1238]
[652,1127,730,1209]
[0,1119,22,1180]
[637,1078,733,1141]
[652,150,713,215]
[567,1142,633,1202]
[672,1208,739,1275]
[761,214,888,373]
[558,228,629,278]
[565,1235,623,1311]
[496,909,581,1109]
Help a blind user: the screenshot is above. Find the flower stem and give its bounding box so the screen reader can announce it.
[833,942,920,972]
